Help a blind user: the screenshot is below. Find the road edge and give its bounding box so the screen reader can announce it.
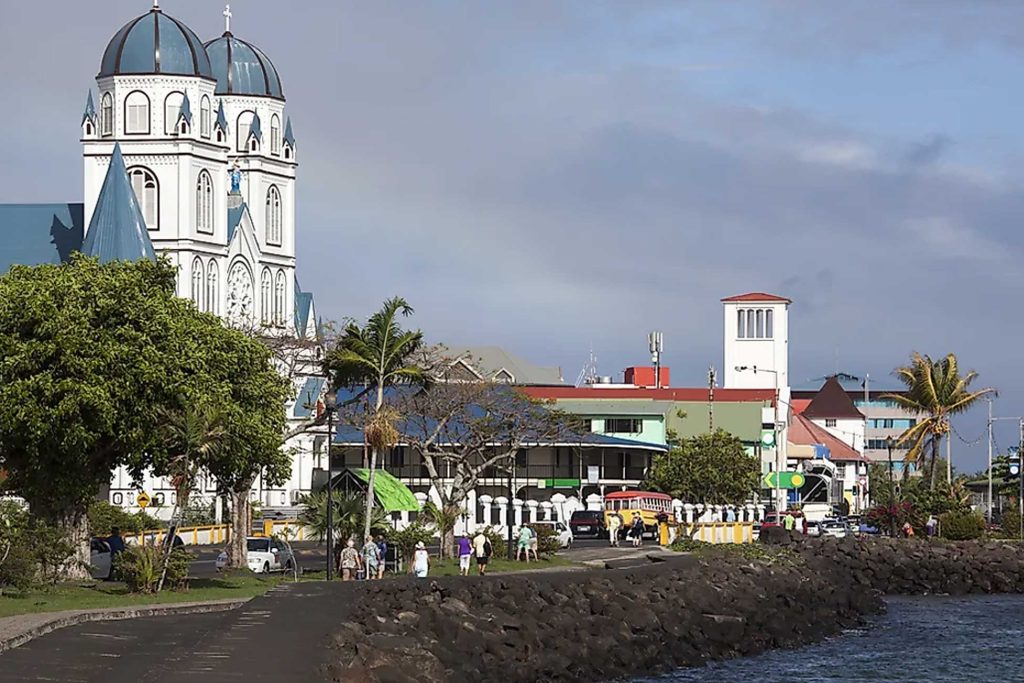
[0,598,248,655]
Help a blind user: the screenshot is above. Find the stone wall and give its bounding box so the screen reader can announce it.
[325,538,1024,682]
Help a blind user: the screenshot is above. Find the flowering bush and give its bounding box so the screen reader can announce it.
[865,502,916,534]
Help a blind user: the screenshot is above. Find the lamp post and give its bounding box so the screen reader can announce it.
[323,389,337,580]
[885,435,897,537]
[736,365,784,513]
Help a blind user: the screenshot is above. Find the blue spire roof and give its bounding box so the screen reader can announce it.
[178,92,193,125]
[227,203,246,243]
[249,111,263,142]
[82,91,96,125]
[283,117,295,147]
[81,144,156,264]
[215,100,228,132]
[294,277,314,337]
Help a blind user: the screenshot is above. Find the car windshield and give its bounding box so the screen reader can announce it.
[247,539,270,552]
[571,512,599,521]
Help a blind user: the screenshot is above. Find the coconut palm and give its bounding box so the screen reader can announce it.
[299,491,389,567]
[324,297,427,543]
[157,403,227,510]
[882,353,993,491]
[421,500,461,559]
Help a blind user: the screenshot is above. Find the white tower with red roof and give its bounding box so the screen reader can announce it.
[722,292,791,393]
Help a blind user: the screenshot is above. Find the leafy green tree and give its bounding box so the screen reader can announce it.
[155,403,226,512]
[646,430,759,505]
[324,297,427,544]
[883,353,993,490]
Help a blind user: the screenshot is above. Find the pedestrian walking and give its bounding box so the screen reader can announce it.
[629,512,644,548]
[362,535,380,580]
[473,529,492,575]
[457,533,473,576]
[608,512,622,547]
[375,535,388,578]
[903,521,915,538]
[926,515,937,537]
[340,539,361,581]
[412,541,430,578]
[516,525,533,562]
[528,525,539,561]
[783,512,796,531]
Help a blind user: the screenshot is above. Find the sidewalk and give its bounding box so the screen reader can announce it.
[0,598,246,654]
[565,543,673,568]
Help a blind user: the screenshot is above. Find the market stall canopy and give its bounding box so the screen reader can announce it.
[324,468,420,513]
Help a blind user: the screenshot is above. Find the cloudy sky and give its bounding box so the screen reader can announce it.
[2,1,1023,469]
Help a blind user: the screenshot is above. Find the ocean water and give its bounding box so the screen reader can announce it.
[637,595,1024,683]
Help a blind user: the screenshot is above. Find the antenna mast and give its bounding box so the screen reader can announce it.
[649,331,664,389]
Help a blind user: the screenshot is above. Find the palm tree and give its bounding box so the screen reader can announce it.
[324,297,427,544]
[299,491,390,567]
[883,353,993,491]
[421,500,461,559]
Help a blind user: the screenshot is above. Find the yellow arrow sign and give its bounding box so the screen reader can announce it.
[136,491,151,509]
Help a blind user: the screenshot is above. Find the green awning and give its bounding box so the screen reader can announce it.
[350,468,420,513]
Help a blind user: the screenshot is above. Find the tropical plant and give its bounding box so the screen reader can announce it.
[938,511,985,540]
[114,545,161,593]
[155,403,226,511]
[882,353,994,490]
[386,523,434,567]
[299,491,389,567]
[421,500,461,559]
[865,501,916,536]
[324,297,427,544]
[646,430,760,505]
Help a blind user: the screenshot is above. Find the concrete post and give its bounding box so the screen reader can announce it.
[479,495,493,528]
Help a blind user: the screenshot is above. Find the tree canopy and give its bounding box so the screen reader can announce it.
[645,430,759,505]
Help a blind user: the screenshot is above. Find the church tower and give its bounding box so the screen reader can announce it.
[204,4,298,332]
[82,2,229,313]
[721,292,791,394]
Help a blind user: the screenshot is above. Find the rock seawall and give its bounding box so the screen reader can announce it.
[327,553,879,683]
[325,539,1024,683]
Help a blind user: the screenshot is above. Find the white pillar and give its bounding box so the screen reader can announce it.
[586,493,603,511]
[527,500,539,523]
[495,496,509,530]
[755,504,766,521]
[540,501,553,521]
[683,503,695,525]
[513,499,524,527]
[551,493,567,522]
[466,489,478,534]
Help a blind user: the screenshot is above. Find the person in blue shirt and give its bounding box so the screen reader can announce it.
[107,527,126,557]
[375,534,388,579]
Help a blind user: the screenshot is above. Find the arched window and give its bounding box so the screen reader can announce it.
[196,171,213,234]
[200,96,211,139]
[101,93,113,136]
[755,310,764,338]
[265,186,282,245]
[746,310,755,339]
[164,92,184,135]
[127,166,158,230]
[737,309,746,339]
[765,309,774,339]
[237,110,255,152]
[270,115,281,155]
[191,258,205,311]
[274,270,286,325]
[124,91,150,134]
[260,269,272,324]
[207,260,219,315]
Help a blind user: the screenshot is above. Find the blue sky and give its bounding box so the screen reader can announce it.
[1,0,1022,470]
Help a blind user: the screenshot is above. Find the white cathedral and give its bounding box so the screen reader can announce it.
[0,2,325,518]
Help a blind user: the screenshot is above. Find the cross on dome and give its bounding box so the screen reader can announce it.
[224,4,232,33]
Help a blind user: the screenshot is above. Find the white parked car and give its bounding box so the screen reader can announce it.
[90,538,112,580]
[216,537,295,574]
[531,521,573,549]
[821,520,852,539]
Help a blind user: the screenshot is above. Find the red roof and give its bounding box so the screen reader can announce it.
[720,292,792,304]
[789,413,866,462]
[791,399,812,415]
[521,386,776,404]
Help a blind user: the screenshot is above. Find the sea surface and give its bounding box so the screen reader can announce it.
[636,595,1024,683]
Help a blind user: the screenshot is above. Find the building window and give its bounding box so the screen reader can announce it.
[101,92,113,136]
[124,91,150,134]
[237,110,255,152]
[274,270,286,325]
[200,96,211,139]
[266,186,282,245]
[270,114,281,155]
[746,310,755,338]
[164,92,184,135]
[605,418,641,434]
[765,309,774,339]
[260,269,272,324]
[737,310,746,339]
[207,260,219,315]
[127,166,158,230]
[755,310,764,338]
[191,258,205,311]
[737,308,774,340]
[825,418,837,428]
[196,171,214,234]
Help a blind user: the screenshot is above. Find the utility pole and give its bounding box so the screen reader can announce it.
[649,331,664,389]
[708,366,716,431]
[987,398,993,524]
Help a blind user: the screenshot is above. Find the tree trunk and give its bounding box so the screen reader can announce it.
[226,489,251,569]
[40,507,91,581]
[363,385,385,544]
[929,435,940,491]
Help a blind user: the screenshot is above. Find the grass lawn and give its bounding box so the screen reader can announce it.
[0,573,291,619]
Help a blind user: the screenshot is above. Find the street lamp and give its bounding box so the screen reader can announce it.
[323,388,337,580]
[735,366,785,513]
[885,435,897,537]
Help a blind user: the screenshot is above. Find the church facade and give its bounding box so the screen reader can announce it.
[0,3,324,519]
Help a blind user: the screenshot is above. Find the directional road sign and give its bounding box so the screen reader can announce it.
[762,472,806,489]
[136,491,151,509]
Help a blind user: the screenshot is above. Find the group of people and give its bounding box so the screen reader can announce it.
[515,525,540,562]
[338,534,389,581]
[607,511,647,547]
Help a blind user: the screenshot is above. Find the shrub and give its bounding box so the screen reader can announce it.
[475,526,507,558]
[533,525,561,556]
[114,545,161,593]
[386,523,434,563]
[163,547,193,590]
[998,508,1022,539]
[939,511,985,540]
[670,537,710,553]
[88,501,160,537]
[178,499,216,527]
[30,522,77,585]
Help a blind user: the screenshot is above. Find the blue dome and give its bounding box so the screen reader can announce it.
[99,8,213,79]
[204,34,284,99]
